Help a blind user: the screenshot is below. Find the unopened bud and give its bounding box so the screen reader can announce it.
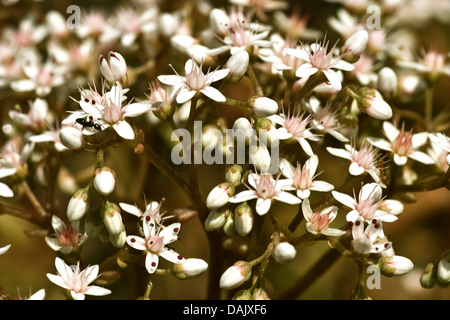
[93,166,116,196]
[232,289,252,300]
[354,87,393,120]
[225,165,243,185]
[94,270,121,286]
[378,67,398,99]
[232,117,254,144]
[248,96,279,118]
[437,252,450,285]
[59,126,85,150]
[110,227,126,248]
[84,210,104,238]
[341,30,369,62]
[249,144,271,173]
[222,213,236,236]
[234,202,254,237]
[101,201,123,236]
[378,255,414,276]
[99,51,128,85]
[209,8,230,37]
[252,288,270,300]
[420,262,437,289]
[225,50,249,83]
[67,187,90,221]
[152,102,175,121]
[220,261,252,290]
[273,242,297,264]
[172,258,208,280]
[206,182,234,209]
[204,208,230,231]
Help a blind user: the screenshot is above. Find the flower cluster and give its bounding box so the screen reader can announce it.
[0,0,449,301]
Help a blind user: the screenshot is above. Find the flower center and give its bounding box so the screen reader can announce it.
[255,175,279,199]
[392,128,413,156]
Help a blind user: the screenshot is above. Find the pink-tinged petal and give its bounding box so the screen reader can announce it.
[360,183,382,202]
[349,162,366,176]
[295,64,318,78]
[322,69,342,91]
[113,120,134,140]
[310,180,334,192]
[382,121,399,142]
[145,252,159,274]
[176,88,196,104]
[275,191,301,205]
[411,132,428,148]
[83,286,112,296]
[126,236,147,251]
[327,147,351,160]
[157,75,185,86]
[332,191,356,209]
[0,182,14,197]
[200,86,226,102]
[123,102,152,118]
[185,59,197,74]
[229,190,258,203]
[306,222,319,234]
[256,198,272,215]
[50,215,65,233]
[367,137,393,151]
[394,154,408,166]
[84,265,100,284]
[159,248,186,264]
[302,198,313,222]
[247,173,258,189]
[408,151,434,164]
[279,158,296,178]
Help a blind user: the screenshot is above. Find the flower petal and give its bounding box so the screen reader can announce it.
[200,86,226,102]
[113,120,135,140]
[256,198,272,215]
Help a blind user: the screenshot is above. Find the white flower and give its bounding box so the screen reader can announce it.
[302,198,345,236]
[0,244,11,255]
[119,199,169,228]
[229,173,300,216]
[284,36,355,90]
[46,257,111,300]
[332,183,400,223]
[429,132,450,166]
[350,217,392,255]
[157,59,229,104]
[8,98,49,132]
[126,216,185,274]
[327,140,385,186]
[269,108,320,156]
[367,121,434,166]
[279,155,334,199]
[45,215,88,254]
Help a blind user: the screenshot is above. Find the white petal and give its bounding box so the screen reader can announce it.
[228,190,258,203]
[367,137,393,151]
[295,64,318,78]
[323,69,342,91]
[208,69,230,82]
[279,158,295,178]
[349,162,366,176]
[126,236,146,251]
[157,75,185,86]
[119,203,142,217]
[408,151,434,165]
[301,198,313,222]
[298,138,315,156]
[412,132,428,148]
[276,127,293,140]
[113,120,135,140]
[84,286,111,296]
[394,154,408,166]
[176,88,196,104]
[0,182,14,197]
[307,154,319,176]
[297,189,311,199]
[360,183,382,202]
[159,248,185,264]
[200,86,226,102]
[327,147,351,160]
[333,59,355,71]
[322,228,346,236]
[332,191,356,209]
[382,121,399,142]
[10,79,36,92]
[310,181,334,192]
[0,244,11,255]
[46,273,68,290]
[123,102,152,118]
[145,252,159,274]
[256,198,272,215]
[274,191,301,205]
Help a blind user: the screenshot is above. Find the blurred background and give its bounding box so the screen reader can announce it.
[0,0,449,300]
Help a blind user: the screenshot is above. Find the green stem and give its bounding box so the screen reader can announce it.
[247,64,263,96]
[425,86,434,131]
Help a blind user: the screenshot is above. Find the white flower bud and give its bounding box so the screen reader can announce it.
[109,227,126,248]
[99,52,128,85]
[206,182,234,209]
[273,242,297,264]
[222,213,236,236]
[234,202,254,237]
[378,67,398,98]
[356,87,392,120]
[101,201,123,236]
[225,165,243,186]
[172,258,208,280]
[158,13,179,38]
[204,208,230,231]
[67,187,90,221]
[420,262,437,289]
[378,255,414,276]
[209,8,230,37]
[232,117,254,144]
[249,144,271,173]
[84,210,104,238]
[220,261,252,290]
[225,50,249,83]
[249,97,279,118]
[59,126,84,150]
[344,30,369,56]
[437,252,450,285]
[93,166,115,196]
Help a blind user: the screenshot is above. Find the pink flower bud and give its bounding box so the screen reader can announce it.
[67,187,90,221]
[249,97,279,118]
[378,255,414,276]
[220,261,252,290]
[206,182,234,209]
[59,126,84,150]
[172,258,209,280]
[99,52,128,85]
[356,87,393,120]
[273,242,297,264]
[93,167,115,196]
